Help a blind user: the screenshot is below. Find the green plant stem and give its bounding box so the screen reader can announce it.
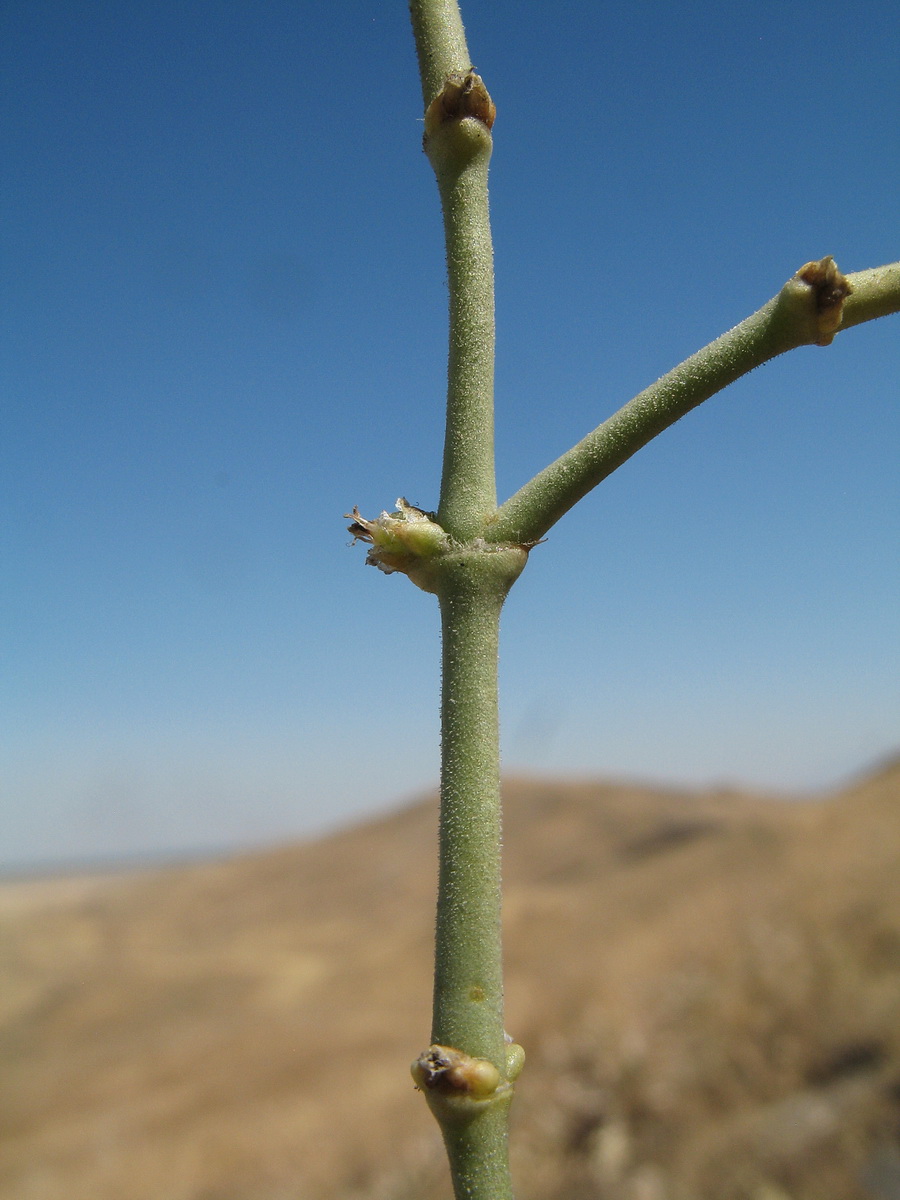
[842,261,900,329]
[406,4,517,1197]
[410,0,497,539]
[433,564,507,1064]
[439,1099,516,1200]
[431,135,497,537]
[486,260,900,547]
[392,10,899,1200]
[408,0,470,106]
[429,556,516,1198]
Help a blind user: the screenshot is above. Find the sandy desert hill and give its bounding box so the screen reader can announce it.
[2,760,900,1200]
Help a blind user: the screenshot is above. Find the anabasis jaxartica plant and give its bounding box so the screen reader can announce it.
[346,4,900,1197]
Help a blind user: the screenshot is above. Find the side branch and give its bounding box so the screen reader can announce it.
[486,258,900,547]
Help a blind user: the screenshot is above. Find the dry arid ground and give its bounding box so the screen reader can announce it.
[2,758,900,1200]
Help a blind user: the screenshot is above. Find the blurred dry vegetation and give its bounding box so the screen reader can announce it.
[2,756,900,1200]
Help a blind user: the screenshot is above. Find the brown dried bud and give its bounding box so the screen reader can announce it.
[795,256,853,346]
[424,70,496,137]
[411,1044,501,1100]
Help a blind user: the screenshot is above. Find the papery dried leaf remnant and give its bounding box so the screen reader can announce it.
[796,255,853,345]
[345,498,449,582]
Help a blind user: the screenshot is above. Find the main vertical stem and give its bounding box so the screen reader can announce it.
[431,143,497,537]
[408,0,469,107]
[434,573,506,1063]
[408,4,517,1196]
[433,558,515,1200]
[410,0,497,541]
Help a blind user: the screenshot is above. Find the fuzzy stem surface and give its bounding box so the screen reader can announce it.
[440,1102,516,1200]
[408,0,470,106]
[428,552,519,1200]
[430,133,497,537]
[842,261,900,328]
[412,1,497,540]
[408,4,515,1197]
[486,260,900,547]
[433,568,507,1064]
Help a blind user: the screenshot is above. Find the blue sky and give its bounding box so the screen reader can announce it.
[2,2,898,870]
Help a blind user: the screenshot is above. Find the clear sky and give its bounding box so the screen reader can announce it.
[2,2,898,871]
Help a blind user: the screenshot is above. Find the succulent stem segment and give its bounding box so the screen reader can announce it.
[343,8,900,1200]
